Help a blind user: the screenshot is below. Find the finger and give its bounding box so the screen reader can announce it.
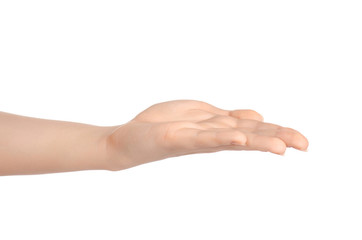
[234,119,309,151]
[200,115,260,129]
[243,132,287,155]
[173,128,247,150]
[236,119,274,130]
[199,115,238,129]
[192,101,264,122]
[229,109,264,122]
[256,127,309,151]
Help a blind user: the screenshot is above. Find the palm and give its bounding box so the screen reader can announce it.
[110,100,308,168]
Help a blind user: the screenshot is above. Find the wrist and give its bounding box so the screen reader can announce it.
[101,124,130,171]
[71,124,118,172]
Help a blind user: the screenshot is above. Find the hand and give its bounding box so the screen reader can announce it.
[106,100,309,170]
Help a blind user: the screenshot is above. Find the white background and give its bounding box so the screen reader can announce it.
[1,0,361,239]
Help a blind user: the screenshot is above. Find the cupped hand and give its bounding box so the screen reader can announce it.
[106,100,309,170]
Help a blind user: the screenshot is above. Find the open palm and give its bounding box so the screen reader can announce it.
[108,100,309,170]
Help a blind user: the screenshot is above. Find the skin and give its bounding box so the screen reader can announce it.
[0,99,308,176]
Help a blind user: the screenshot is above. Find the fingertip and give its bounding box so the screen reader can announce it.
[280,147,287,156]
[304,138,309,151]
[297,135,309,152]
[270,138,287,155]
[300,143,309,152]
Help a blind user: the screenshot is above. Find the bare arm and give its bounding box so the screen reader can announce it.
[0,100,309,176]
[0,111,117,175]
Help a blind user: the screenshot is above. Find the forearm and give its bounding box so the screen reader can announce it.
[0,111,117,176]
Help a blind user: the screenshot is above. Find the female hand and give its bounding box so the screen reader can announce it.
[106,99,309,170]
